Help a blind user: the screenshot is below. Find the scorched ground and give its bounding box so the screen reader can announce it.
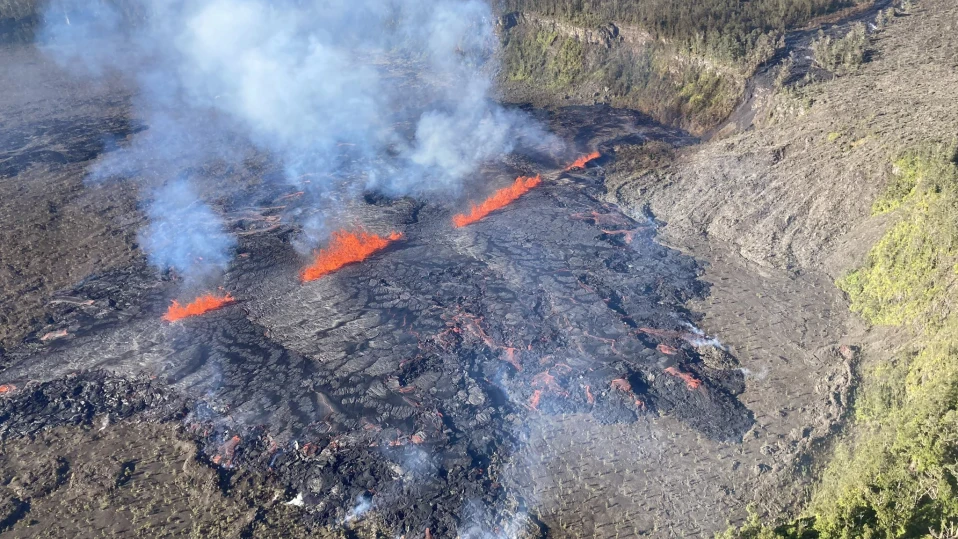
[0,101,753,536]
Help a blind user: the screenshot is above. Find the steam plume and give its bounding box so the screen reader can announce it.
[39,0,558,279]
[140,179,236,278]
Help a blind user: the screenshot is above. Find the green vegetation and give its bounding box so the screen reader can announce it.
[550,37,583,87]
[809,314,958,538]
[838,148,958,325]
[775,57,796,89]
[504,29,556,83]
[502,26,742,131]
[824,149,958,537]
[717,507,817,539]
[871,153,932,215]
[723,146,958,538]
[502,0,867,66]
[499,0,874,132]
[812,23,870,74]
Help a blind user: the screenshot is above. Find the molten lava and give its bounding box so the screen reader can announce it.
[212,435,242,467]
[163,293,235,322]
[301,229,403,282]
[528,389,543,410]
[565,151,600,171]
[664,367,702,390]
[452,175,542,227]
[657,343,678,355]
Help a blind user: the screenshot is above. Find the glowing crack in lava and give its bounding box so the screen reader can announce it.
[565,151,601,171]
[452,175,542,227]
[301,229,403,282]
[163,293,235,322]
[664,366,703,390]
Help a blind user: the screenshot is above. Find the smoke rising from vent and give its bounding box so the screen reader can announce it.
[140,179,236,278]
[39,0,559,280]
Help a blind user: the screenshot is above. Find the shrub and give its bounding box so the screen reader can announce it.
[812,23,869,74]
[724,146,958,539]
[871,154,932,215]
[774,56,795,89]
[817,147,958,537]
[838,149,958,326]
[549,37,583,87]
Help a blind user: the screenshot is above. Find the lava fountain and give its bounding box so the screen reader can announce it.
[163,293,235,322]
[452,175,542,228]
[565,151,601,171]
[301,229,403,282]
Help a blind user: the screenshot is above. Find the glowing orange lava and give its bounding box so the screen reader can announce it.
[452,175,542,227]
[565,151,600,171]
[657,343,678,355]
[664,367,702,390]
[528,389,543,410]
[163,293,235,322]
[301,229,403,282]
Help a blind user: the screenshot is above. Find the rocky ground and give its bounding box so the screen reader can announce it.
[612,0,958,277]
[2,0,951,536]
[0,45,141,351]
[0,45,756,537]
[605,0,958,528]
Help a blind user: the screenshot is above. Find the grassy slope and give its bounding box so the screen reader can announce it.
[726,148,958,538]
[705,1,958,537]
[814,148,958,538]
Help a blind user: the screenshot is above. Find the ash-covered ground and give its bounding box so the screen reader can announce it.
[0,63,755,537]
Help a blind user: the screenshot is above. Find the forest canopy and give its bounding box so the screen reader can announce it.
[499,0,867,62]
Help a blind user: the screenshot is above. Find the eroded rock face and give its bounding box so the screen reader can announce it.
[503,12,653,49]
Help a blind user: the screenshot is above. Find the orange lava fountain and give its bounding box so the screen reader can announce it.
[452,175,542,227]
[163,293,235,322]
[301,229,403,282]
[565,151,600,171]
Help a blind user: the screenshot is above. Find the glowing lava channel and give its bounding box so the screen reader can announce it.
[301,229,402,282]
[163,293,235,322]
[565,151,600,171]
[452,175,542,228]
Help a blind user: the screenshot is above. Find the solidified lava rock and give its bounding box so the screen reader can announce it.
[0,371,188,438]
[0,159,754,535]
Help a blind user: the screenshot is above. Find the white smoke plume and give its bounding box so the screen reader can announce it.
[140,178,236,278]
[38,0,559,280]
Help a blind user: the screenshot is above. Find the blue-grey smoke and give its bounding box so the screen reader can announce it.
[140,179,236,278]
[38,0,561,280]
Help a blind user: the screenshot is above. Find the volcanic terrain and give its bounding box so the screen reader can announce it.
[0,61,761,533]
[2,0,924,529]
